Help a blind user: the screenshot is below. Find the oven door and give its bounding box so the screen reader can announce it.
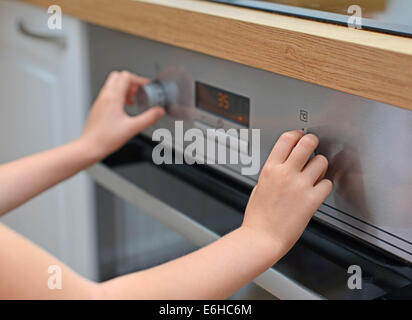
[88,136,412,300]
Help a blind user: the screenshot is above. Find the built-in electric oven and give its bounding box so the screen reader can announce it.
[87,23,412,299]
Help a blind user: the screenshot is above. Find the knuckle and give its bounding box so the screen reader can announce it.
[277,165,290,179]
[120,70,130,78]
[301,134,319,149]
[324,179,334,192]
[146,112,158,125]
[311,180,333,203]
[274,165,293,185]
[306,191,321,207]
[261,162,275,180]
[281,131,298,142]
[315,154,328,167]
[109,71,119,78]
[296,176,309,191]
[101,92,116,104]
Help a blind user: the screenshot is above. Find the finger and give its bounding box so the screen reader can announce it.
[128,107,166,133]
[313,179,333,202]
[126,85,140,105]
[267,130,304,164]
[99,71,120,96]
[287,133,319,171]
[126,72,150,86]
[316,164,328,184]
[126,90,136,105]
[116,71,150,97]
[302,154,329,185]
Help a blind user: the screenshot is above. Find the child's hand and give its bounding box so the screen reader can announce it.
[82,71,165,159]
[242,130,333,257]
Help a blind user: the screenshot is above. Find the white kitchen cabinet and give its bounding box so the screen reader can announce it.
[0,0,97,279]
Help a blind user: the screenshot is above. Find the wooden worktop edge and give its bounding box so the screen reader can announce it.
[19,0,412,111]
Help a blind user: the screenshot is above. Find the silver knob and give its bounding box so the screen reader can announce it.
[137,81,179,110]
[136,81,168,109]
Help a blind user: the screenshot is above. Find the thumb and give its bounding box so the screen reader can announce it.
[129,107,166,134]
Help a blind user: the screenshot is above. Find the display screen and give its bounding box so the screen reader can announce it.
[195,82,250,127]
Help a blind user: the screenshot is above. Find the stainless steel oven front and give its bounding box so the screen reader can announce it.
[87,24,412,299]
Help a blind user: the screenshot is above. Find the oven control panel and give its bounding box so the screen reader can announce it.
[137,78,253,175]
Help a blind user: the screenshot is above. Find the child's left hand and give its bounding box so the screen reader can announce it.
[82,71,165,159]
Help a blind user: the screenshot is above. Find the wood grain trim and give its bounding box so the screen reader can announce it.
[19,0,412,111]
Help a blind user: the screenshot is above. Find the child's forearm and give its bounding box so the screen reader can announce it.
[0,71,164,217]
[0,221,280,300]
[97,226,282,299]
[0,138,100,216]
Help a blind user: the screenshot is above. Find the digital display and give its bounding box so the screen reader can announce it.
[195,82,250,127]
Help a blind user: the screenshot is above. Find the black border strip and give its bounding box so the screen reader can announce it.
[317,209,412,257]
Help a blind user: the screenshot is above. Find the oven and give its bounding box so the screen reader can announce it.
[86,23,412,299]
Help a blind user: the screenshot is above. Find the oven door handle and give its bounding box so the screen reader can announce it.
[87,163,323,300]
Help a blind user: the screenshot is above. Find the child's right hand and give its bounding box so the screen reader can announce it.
[242,130,333,258]
[81,71,165,160]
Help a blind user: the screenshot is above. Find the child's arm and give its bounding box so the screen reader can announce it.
[0,70,332,299]
[97,130,332,299]
[0,71,165,217]
[1,129,331,299]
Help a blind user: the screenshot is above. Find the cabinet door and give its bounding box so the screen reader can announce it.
[0,0,97,279]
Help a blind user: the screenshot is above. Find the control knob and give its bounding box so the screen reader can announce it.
[136,80,178,110]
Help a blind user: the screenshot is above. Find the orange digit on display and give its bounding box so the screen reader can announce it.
[218,92,230,109]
